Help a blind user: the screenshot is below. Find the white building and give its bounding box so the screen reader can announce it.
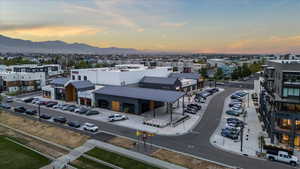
[0,71,46,93]
[4,64,63,77]
[71,64,172,86]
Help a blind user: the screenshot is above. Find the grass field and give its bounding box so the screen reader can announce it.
[86,147,161,169]
[0,136,50,169]
[71,156,113,169]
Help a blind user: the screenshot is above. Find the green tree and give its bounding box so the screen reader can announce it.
[199,68,208,78]
[214,68,224,80]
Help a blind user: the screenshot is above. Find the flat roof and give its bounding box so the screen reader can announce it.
[94,86,185,103]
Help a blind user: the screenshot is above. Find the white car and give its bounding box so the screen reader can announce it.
[83,123,99,132]
[108,114,128,122]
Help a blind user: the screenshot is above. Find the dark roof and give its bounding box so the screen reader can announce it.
[140,76,178,85]
[94,86,185,103]
[68,80,94,90]
[51,78,69,86]
[169,73,201,80]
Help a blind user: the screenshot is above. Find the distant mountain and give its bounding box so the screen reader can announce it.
[0,35,138,54]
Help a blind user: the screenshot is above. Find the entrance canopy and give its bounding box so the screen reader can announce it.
[94,86,185,103]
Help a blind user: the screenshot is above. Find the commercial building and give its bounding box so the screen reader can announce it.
[70,64,172,86]
[94,86,185,115]
[169,73,203,91]
[42,78,95,103]
[139,76,181,91]
[260,60,300,149]
[0,71,46,93]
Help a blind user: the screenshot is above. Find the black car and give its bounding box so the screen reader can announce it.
[184,108,197,114]
[46,101,58,107]
[67,105,78,112]
[40,114,51,120]
[14,106,26,113]
[23,97,35,103]
[25,109,37,115]
[187,104,201,110]
[53,116,67,123]
[86,110,100,116]
[67,121,81,128]
[0,103,11,109]
[75,107,89,114]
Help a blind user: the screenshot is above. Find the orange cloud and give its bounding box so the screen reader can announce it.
[1,26,102,37]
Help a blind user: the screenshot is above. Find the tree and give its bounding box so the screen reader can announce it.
[231,66,242,80]
[241,63,251,77]
[199,68,208,78]
[214,68,224,80]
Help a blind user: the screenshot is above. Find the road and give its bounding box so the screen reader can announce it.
[6,87,295,169]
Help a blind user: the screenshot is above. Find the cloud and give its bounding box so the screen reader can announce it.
[228,39,254,49]
[1,25,101,37]
[160,22,187,28]
[63,0,145,32]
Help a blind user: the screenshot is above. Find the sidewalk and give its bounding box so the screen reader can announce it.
[41,141,95,169]
[87,139,187,169]
[210,90,264,157]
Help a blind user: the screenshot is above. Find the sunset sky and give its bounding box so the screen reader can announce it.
[1,0,300,54]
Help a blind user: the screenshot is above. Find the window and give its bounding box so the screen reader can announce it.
[72,75,75,80]
[283,88,300,97]
[78,76,81,80]
[84,76,87,80]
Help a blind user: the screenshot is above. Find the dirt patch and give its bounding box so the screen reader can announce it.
[0,111,89,148]
[107,137,135,149]
[151,149,230,169]
[0,125,68,158]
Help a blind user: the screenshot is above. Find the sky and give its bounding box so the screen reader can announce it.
[1,0,300,54]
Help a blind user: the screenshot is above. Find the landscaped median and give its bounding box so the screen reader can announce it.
[0,136,50,169]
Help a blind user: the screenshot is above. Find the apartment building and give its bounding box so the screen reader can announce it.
[5,64,63,77]
[260,60,300,149]
[0,71,46,93]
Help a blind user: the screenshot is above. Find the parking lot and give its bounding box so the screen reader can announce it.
[210,90,263,157]
[1,87,224,136]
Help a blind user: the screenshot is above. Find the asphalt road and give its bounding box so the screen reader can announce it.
[6,88,295,169]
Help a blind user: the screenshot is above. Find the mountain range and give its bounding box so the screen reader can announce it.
[0,35,138,54]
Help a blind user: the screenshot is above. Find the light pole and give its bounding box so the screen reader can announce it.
[38,103,41,121]
[240,125,244,152]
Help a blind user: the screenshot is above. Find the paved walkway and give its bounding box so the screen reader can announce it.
[87,139,187,169]
[41,141,95,169]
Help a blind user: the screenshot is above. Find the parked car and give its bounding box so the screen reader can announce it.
[230,95,242,100]
[266,147,299,166]
[6,97,13,103]
[231,106,242,112]
[108,114,128,122]
[86,110,100,116]
[36,100,47,105]
[25,109,37,115]
[187,104,201,110]
[32,98,40,104]
[83,123,99,132]
[0,103,11,109]
[39,114,51,120]
[67,105,78,112]
[53,116,67,123]
[226,110,240,116]
[14,106,26,113]
[22,97,35,103]
[46,101,58,107]
[184,109,197,114]
[74,107,89,114]
[53,103,66,109]
[67,121,81,128]
[221,128,239,140]
[229,102,242,107]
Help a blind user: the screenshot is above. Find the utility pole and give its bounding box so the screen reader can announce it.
[38,104,41,121]
[240,125,244,152]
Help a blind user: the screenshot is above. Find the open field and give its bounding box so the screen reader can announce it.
[0,136,50,169]
[86,147,161,169]
[0,111,89,148]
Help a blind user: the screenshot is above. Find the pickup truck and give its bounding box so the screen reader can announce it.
[266,150,299,166]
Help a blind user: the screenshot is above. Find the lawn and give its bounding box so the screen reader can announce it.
[0,136,50,169]
[71,156,113,169]
[86,148,161,169]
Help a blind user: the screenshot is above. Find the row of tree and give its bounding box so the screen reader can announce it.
[199,60,264,81]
